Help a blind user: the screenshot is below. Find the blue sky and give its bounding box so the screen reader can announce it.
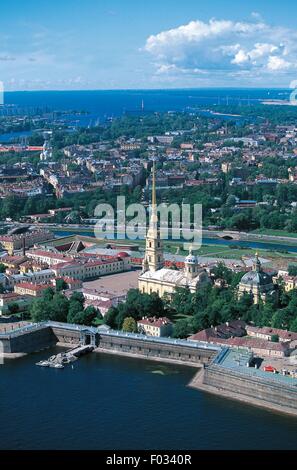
[1,0,297,90]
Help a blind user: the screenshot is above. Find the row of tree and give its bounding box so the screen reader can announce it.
[101,264,297,338]
[170,267,297,338]
[104,289,165,330]
[30,288,102,326]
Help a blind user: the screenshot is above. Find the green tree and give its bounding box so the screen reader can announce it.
[173,319,192,339]
[289,318,297,332]
[67,300,84,324]
[51,293,69,322]
[55,279,68,292]
[42,287,55,302]
[104,306,119,329]
[30,298,52,322]
[288,265,297,276]
[69,291,85,306]
[7,303,19,315]
[82,305,100,326]
[170,287,194,316]
[122,316,137,333]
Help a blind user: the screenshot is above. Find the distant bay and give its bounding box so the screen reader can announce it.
[2,88,292,121]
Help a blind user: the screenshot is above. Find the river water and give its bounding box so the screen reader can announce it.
[0,348,296,450]
[53,230,297,253]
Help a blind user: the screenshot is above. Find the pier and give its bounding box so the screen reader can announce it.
[36,344,94,368]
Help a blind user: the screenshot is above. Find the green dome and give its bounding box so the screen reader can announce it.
[240,270,272,287]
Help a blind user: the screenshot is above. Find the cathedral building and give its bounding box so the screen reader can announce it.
[138,162,209,298]
[238,253,276,304]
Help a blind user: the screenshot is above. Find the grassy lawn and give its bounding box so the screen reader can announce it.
[252,228,297,238]
[162,241,297,260]
[168,312,193,322]
[195,245,297,260]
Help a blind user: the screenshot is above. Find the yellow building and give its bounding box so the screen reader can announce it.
[0,231,52,255]
[137,317,173,337]
[14,282,50,298]
[280,275,297,292]
[138,162,209,297]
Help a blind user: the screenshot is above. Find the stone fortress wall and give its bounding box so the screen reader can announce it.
[2,322,297,416]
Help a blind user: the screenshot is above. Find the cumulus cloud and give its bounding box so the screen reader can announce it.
[144,18,297,83]
[267,55,291,71]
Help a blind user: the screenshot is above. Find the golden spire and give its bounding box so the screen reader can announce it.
[152,159,156,208]
[149,159,158,227]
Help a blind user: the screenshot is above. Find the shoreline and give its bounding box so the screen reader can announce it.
[189,369,297,418]
[2,352,27,359]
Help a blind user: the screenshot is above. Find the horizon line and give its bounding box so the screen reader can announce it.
[2,86,292,93]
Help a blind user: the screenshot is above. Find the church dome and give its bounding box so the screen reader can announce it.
[240,270,272,287]
[240,253,273,287]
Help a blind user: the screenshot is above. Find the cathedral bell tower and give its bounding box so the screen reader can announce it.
[184,247,199,280]
[142,160,164,273]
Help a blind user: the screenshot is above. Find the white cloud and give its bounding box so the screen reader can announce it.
[144,18,297,84]
[267,55,291,71]
[232,49,249,65]
[251,12,263,21]
[231,43,279,65]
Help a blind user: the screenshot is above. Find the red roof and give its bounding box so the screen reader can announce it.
[246,325,297,342]
[16,282,50,292]
[196,335,289,352]
[27,250,73,262]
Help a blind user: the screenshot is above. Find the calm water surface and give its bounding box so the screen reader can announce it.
[0,348,296,450]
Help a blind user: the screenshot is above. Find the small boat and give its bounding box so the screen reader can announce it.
[36,361,50,367]
[52,363,64,369]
